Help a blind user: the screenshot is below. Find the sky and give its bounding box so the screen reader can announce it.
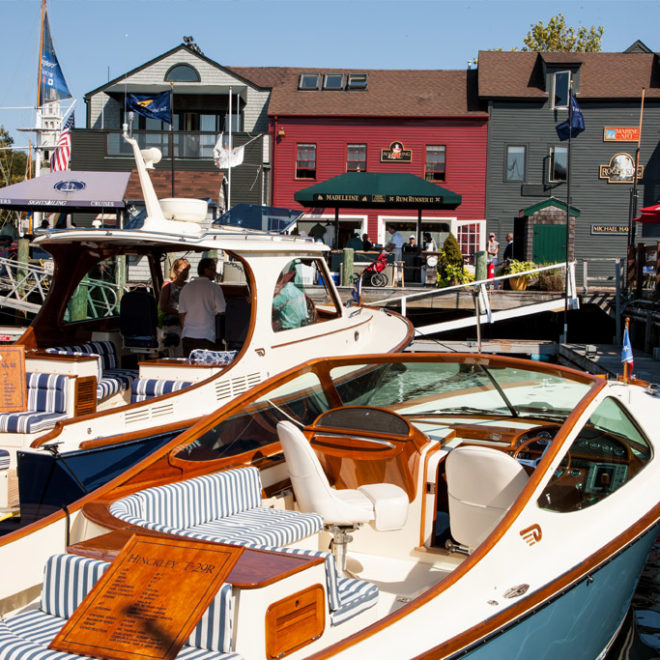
[1,0,659,148]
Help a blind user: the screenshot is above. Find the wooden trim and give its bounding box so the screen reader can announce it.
[74,376,97,417]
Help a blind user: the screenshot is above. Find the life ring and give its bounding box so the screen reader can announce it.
[426,256,438,267]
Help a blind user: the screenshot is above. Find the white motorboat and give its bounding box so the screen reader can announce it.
[0,131,412,524]
[0,352,657,659]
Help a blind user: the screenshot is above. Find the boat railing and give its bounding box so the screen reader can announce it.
[370,262,578,337]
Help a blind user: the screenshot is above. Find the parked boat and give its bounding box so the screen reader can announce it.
[0,352,657,659]
[0,129,412,525]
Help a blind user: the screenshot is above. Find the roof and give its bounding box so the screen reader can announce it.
[229,66,486,118]
[294,172,461,209]
[125,170,223,203]
[478,50,660,100]
[0,171,130,212]
[521,197,581,217]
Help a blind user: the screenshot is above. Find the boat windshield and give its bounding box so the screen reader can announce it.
[329,360,592,421]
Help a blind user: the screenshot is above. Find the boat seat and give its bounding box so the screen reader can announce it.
[0,553,242,659]
[130,378,194,403]
[445,445,529,553]
[276,421,408,572]
[46,340,137,401]
[0,372,69,434]
[109,466,323,547]
[120,288,159,350]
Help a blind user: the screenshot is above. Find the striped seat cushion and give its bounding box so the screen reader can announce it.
[131,378,193,403]
[99,368,138,399]
[0,449,9,470]
[0,373,69,433]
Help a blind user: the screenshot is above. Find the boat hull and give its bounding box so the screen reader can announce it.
[454,524,659,660]
[16,429,181,525]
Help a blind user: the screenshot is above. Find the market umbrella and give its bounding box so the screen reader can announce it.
[634,202,660,224]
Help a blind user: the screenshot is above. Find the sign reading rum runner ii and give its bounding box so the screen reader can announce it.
[50,534,243,660]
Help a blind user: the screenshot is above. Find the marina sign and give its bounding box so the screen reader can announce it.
[591,225,628,235]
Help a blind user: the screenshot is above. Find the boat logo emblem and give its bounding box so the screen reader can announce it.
[520,524,542,546]
[54,180,86,193]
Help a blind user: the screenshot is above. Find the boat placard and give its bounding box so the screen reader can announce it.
[0,345,26,413]
[50,533,243,660]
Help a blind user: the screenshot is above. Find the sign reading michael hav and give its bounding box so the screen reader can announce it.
[381,141,412,162]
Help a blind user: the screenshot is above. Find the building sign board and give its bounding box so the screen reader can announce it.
[0,345,26,413]
[603,127,640,142]
[598,152,644,183]
[591,224,629,235]
[380,141,412,162]
[312,193,445,206]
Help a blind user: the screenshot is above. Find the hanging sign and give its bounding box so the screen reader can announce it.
[599,152,644,183]
[381,141,412,162]
[0,345,26,413]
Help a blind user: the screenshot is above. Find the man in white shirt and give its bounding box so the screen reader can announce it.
[179,257,226,355]
[385,226,404,262]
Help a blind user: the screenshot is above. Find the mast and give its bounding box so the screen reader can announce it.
[35,0,47,178]
[228,86,232,211]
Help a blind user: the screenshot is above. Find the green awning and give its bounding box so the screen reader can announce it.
[294,172,461,210]
[521,197,581,217]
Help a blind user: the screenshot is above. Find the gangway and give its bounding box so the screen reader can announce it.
[0,256,119,317]
[369,262,579,337]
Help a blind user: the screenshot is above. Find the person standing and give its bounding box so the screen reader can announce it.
[502,232,514,263]
[179,257,226,355]
[346,231,363,251]
[385,226,404,262]
[158,258,190,324]
[423,232,436,252]
[487,232,500,285]
[362,233,373,251]
[403,234,421,284]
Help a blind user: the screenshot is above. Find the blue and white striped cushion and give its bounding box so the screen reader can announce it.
[188,350,238,366]
[99,368,137,399]
[0,449,9,470]
[186,582,233,653]
[0,411,67,434]
[4,609,66,645]
[26,373,68,413]
[40,554,110,619]
[332,576,379,625]
[131,378,193,403]
[45,348,103,382]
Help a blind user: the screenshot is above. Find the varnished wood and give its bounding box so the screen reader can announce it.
[265,584,325,659]
[67,530,323,589]
[0,345,26,413]
[74,376,97,417]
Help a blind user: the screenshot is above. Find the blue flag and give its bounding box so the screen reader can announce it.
[556,94,585,141]
[39,9,72,104]
[126,91,172,124]
[621,326,634,370]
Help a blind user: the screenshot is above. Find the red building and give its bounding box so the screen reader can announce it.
[235,67,488,257]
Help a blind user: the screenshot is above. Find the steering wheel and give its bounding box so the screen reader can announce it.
[512,435,571,473]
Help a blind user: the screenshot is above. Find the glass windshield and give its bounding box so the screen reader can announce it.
[330,360,592,421]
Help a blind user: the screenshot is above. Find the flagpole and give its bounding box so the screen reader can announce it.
[623,317,630,382]
[170,82,174,197]
[228,86,232,211]
[627,88,646,252]
[562,82,573,344]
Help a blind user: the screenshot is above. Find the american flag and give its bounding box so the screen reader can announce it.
[50,112,74,172]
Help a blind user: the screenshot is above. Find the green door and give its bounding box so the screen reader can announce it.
[532,224,566,263]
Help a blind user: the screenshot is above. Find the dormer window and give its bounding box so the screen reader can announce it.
[323,73,344,90]
[552,70,571,109]
[346,73,368,90]
[165,64,201,82]
[299,73,320,90]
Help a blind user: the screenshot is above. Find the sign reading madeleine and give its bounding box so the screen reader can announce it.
[0,345,26,413]
[50,534,242,660]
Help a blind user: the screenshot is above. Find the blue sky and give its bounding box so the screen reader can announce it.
[1,0,659,147]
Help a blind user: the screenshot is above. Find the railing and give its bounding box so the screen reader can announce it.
[369,262,578,338]
[627,241,660,296]
[0,256,119,317]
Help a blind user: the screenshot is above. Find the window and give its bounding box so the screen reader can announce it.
[552,70,571,109]
[549,146,568,182]
[347,144,367,172]
[272,258,339,332]
[296,144,316,179]
[324,73,344,90]
[506,146,526,182]
[539,397,652,513]
[165,64,200,82]
[299,74,320,90]
[425,146,446,182]
[346,73,368,90]
[457,222,480,262]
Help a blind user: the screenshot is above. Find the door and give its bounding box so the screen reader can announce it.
[532,224,566,263]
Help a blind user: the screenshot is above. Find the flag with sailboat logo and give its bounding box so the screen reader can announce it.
[126,92,172,124]
[39,8,72,104]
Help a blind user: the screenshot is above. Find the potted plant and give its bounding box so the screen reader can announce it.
[503,259,536,290]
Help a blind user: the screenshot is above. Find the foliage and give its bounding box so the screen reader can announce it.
[0,127,28,227]
[522,14,603,52]
[437,233,472,287]
[503,259,536,275]
[536,267,565,291]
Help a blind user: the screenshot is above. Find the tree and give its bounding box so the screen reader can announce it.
[523,14,603,52]
[0,127,28,226]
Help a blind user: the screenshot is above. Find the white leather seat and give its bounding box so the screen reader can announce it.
[276,421,408,531]
[445,445,529,553]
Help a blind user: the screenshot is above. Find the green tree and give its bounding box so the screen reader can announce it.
[522,14,603,52]
[0,127,28,227]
